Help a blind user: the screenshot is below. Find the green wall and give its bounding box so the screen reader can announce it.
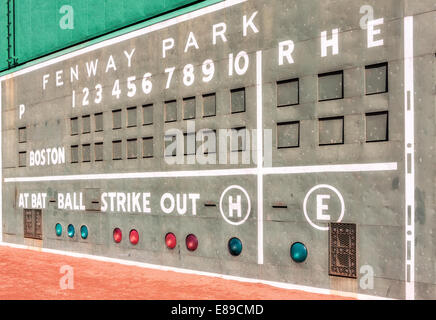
[1,0,204,71]
[0,0,9,71]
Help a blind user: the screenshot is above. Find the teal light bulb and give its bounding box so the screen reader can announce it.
[291,242,308,263]
[228,237,243,256]
[67,224,75,238]
[80,225,88,239]
[55,223,62,236]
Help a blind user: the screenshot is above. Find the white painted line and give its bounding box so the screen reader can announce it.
[3,162,398,183]
[256,50,263,265]
[404,16,415,301]
[4,168,258,182]
[0,241,393,300]
[0,0,248,81]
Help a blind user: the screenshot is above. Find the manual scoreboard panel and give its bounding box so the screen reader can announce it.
[1,0,435,300]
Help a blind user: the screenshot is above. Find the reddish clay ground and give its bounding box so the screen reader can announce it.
[0,246,351,300]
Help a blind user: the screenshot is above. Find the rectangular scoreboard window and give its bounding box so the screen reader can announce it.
[231,127,247,152]
[366,111,389,142]
[94,142,103,161]
[112,140,122,160]
[165,100,178,123]
[231,88,246,114]
[94,113,103,132]
[70,145,79,163]
[70,117,79,135]
[142,137,153,158]
[127,107,137,127]
[318,71,344,101]
[82,115,91,134]
[319,116,344,146]
[127,138,138,159]
[202,93,216,118]
[183,97,196,120]
[18,151,26,167]
[199,129,216,154]
[365,62,388,95]
[18,127,27,143]
[184,132,196,156]
[112,109,122,129]
[277,121,300,149]
[82,144,91,162]
[164,134,177,157]
[277,79,299,107]
[142,104,153,126]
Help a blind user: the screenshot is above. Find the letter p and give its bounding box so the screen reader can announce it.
[19,104,25,119]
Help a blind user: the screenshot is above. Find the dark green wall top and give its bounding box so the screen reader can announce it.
[1,0,204,71]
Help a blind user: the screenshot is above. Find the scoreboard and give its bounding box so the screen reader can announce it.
[1,0,435,300]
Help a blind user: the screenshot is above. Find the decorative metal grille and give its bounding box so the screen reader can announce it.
[329,223,357,278]
[23,209,42,240]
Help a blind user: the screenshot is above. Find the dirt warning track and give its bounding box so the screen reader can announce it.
[0,246,351,300]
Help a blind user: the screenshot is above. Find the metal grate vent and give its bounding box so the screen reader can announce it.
[329,222,357,278]
[23,209,42,240]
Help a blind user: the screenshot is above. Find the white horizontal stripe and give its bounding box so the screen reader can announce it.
[4,168,258,182]
[4,162,398,183]
[0,241,393,300]
[0,0,248,80]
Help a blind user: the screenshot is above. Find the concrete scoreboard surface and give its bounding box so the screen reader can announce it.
[1,0,435,300]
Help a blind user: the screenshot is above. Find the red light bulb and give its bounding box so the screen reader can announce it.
[113,228,122,243]
[129,229,139,245]
[165,233,177,249]
[186,234,198,251]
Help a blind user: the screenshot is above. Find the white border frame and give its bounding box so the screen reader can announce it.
[0,0,410,300]
[404,16,415,300]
